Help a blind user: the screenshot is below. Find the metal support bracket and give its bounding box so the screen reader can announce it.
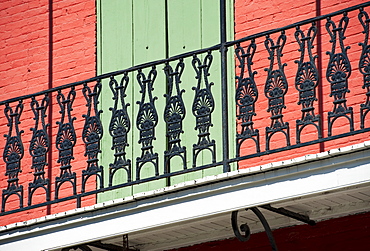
[232,207,278,251]
[260,204,316,226]
[232,204,316,250]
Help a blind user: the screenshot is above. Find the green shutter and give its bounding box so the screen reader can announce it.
[132,0,167,194]
[97,0,134,201]
[97,0,234,202]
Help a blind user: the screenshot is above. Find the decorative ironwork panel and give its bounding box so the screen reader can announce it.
[55,87,77,199]
[28,95,50,206]
[359,8,370,129]
[109,74,132,185]
[294,23,322,143]
[264,33,290,151]
[235,40,260,156]
[192,52,216,167]
[81,81,103,193]
[326,14,354,136]
[136,67,159,180]
[163,60,187,173]
[2,101,24,212]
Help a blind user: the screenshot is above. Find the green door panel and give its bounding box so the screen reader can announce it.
[166,0,203,185]
[97,0,235,202]
[132,0,167,194]
[98,0,134,202]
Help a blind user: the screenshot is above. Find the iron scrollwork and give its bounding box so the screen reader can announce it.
[163,60,187,173]
[235,40,260,156]
[109,74,132,185]
[231,208,278,251]
[326,14,354,136]
[232,205,315,250]
[294,23,322,143]
[81,81,104,193]
[2,101,24,212]
[264,33,290,151]
[192,52,216,167]
[359,8,370,129]
[55,87,77,199]
[136,67,159,180]
[28,95,50,205]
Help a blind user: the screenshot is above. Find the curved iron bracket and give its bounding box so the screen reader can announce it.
[232,205,316,250]
[231,210,251,242]
[232,207,278,250]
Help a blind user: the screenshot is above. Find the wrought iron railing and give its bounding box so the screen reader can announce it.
[1,2,370,217]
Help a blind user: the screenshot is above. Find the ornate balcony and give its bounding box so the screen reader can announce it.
[1,2,370,231]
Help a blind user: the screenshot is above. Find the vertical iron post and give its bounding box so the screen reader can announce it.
[220,0,230,172]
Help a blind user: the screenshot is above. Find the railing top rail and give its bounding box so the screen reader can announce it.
[226,1,370,46]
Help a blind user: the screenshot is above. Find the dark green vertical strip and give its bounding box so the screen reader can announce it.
[220,0,230,172]
[164,0,170,186]
[227,0,236,172]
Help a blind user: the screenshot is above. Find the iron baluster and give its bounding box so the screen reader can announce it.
[220,0,230,173]
[81,81,104,193]
[55,87,77,199]
[359,8,370,129]
[1,101,24,212]
[109,74,132,185]
[136,67,159,180]
[294,23,322,143]
[163,60,187,173]
[264,32,290,151]
[235,40,260,156]
[28,95,50,206]
[326,14,354,136]
[192,52,216,167]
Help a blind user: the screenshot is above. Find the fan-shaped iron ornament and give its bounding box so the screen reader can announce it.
[163,60,187,173]
[136,67,159,180]
[55,87,77,199]
[109,74,132,185]
[264,33,290,151]
[294,23,322,143]
[192,52,216,167]
[235,40,260,156]
[81,81,104,193]
[2,101,24,212]
[326,14,354,136]
[28,95,50,205]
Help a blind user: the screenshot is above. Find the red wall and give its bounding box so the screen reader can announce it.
[235,0,370,169]
[168,211,370,251]
[0,0,368,228]
[0,0,95,225]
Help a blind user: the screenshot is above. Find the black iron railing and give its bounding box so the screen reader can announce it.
[1,2,370,216]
